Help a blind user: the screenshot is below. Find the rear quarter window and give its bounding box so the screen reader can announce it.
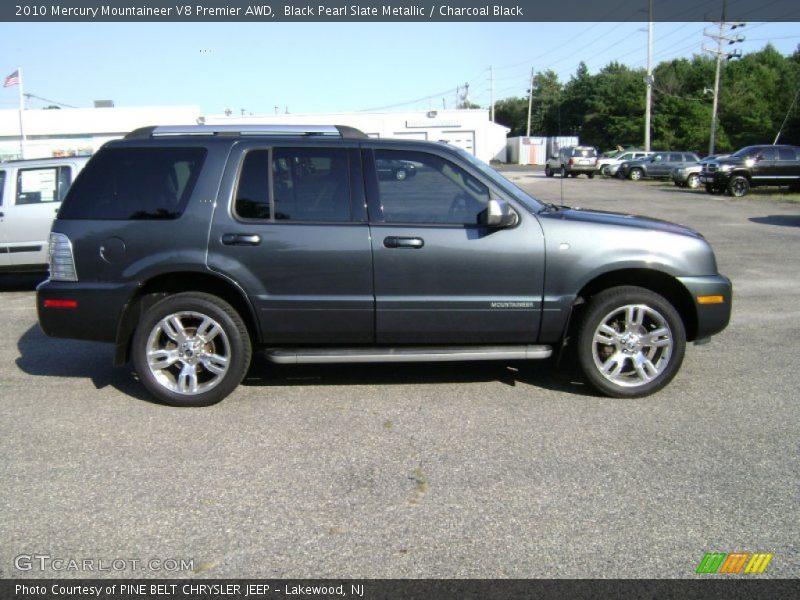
[59,147,206,220]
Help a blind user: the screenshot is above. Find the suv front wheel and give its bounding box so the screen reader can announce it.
[576,286,686,398]
[132,292,252,407]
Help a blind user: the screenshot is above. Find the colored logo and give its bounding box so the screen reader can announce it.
[696,552,773,574]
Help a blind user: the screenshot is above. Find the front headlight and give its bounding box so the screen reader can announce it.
[719,164,734,172]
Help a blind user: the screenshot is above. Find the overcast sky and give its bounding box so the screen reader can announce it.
[1,20,798,115]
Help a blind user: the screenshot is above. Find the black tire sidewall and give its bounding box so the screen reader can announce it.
[576,286,686,398]
[132,293,251,407]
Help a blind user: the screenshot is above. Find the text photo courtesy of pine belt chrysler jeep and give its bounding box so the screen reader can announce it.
[37,125,732,407]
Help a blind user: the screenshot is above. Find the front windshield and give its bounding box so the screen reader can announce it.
[732,146,758,158]
[453,148,543,213]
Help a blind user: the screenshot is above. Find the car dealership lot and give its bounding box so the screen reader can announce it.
[1,171,798,579]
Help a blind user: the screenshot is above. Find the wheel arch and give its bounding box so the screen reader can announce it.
[569,268,698,342]
[114,271,260,366]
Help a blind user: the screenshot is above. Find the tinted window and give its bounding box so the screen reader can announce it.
[15,167,70,205]
[273,148,351,222]
[668,153,682,162]
[374,150,489,225]
[235,150,270,219]
[777,148,797,161]
[0,170,5,206]
[572,148,597,157]
[59,147,206,220]
[756,147,777,161]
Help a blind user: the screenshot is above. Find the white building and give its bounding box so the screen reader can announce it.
[0,105,509,163]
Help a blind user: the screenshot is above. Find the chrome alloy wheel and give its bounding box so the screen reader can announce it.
[591,304,673,388]
[145,311,231,395]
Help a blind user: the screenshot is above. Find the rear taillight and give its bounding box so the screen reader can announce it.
[48,232,78,282]
[568,158,574,166]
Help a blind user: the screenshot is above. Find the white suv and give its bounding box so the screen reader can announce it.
[0,156,89,272]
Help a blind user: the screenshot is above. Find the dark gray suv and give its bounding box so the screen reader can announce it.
[37,125,732,406]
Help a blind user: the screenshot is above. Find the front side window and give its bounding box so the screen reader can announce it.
[59,147,206,220]
[234,147,352,222]
[15,167,71,205]
[374,150,489,225]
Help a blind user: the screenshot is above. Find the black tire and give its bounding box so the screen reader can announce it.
[569,173,577,178]
[728,175,750,197]
[628,168,643,181]
[600,166,610,177]
[588,172,595,179]
[545,165,553,177]
[686,173,700,189]
[560,166,567,178]
[576,286,686,398]
[395,169,407,181]
[132,292,252,407]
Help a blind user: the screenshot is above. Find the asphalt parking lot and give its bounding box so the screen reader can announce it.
[1,170,798,579]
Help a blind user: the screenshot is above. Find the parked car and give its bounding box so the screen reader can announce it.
[0,156,89,272]
[545,146,598,178]
[38,124,731,406]
[700,144,800,197]
[671,155,726,189]
[376,158,416,181]
[618,152,701,181]
[598,149,654,177]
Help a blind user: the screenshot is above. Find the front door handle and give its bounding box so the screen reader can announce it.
[222,233,261,246]
[384,236,424,249]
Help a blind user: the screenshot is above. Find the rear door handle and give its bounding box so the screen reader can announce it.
[222,233,261,246]
[384,236,424,249]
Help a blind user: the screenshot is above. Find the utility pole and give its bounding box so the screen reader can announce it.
[644,0,653,151]
[703,0,744,155]
[489,66,495,122]
[526,67,534,137]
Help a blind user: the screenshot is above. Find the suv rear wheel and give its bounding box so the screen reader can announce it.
[576,286,686,398]
[132,292,252,407]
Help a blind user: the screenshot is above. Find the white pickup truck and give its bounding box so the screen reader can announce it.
[0,156,89,271]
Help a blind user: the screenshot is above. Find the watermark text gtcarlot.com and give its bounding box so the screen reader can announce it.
[14,554,194,572]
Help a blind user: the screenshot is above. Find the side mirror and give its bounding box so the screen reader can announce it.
[482,199,518,228]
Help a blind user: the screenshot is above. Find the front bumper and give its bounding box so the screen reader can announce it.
[677,274,733,340]
[699,171,730,187]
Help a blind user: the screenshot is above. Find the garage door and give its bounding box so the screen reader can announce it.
[437,130,475,155]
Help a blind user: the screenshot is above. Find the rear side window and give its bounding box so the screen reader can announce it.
[15,166,71,205]
[777,148,797,161]
[59,147,206,220]
[234,147,352,222]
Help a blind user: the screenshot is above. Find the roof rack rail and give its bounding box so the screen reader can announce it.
[125,124,368,140]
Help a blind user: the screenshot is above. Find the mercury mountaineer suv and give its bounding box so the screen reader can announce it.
[37,125,732,407]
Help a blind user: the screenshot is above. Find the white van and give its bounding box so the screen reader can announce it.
[0,156,89,271]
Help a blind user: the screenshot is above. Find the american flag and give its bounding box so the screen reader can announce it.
[4,70,20,87]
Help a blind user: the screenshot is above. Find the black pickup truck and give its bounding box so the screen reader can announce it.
[701,144,800,196]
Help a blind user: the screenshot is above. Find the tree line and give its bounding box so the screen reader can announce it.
[493,44,800,155]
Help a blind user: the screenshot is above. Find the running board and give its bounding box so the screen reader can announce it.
[264,345,552,364]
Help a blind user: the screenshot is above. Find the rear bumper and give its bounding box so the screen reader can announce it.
[37,279,136,343]
[677,274,733,339]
